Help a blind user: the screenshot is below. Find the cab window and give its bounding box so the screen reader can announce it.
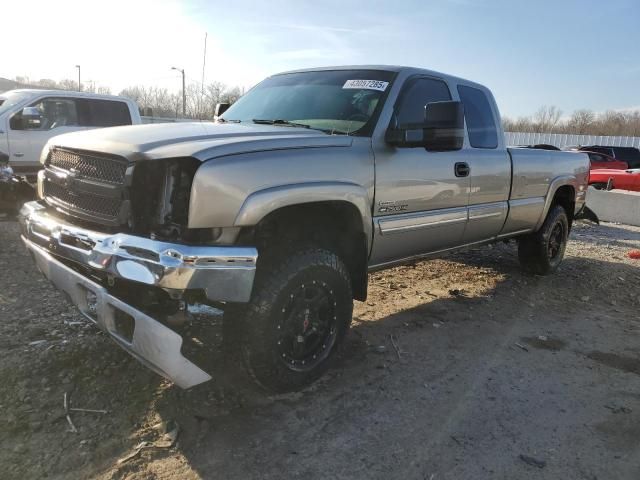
[457,85,498,149]
[10,98,79,131]
[395,77,451,127]
[77,99,132,127]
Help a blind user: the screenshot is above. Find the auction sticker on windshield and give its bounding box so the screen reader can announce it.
[342,80,389,91]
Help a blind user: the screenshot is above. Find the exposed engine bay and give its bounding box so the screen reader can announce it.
[128,157,212,242]
[41,149,220,244]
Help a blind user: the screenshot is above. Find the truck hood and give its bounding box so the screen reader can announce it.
[45,122,353,162]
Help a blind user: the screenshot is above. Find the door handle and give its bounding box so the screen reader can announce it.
[454,162,470,177]
[14,152,24,157]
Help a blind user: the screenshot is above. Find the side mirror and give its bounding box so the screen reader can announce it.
[13,107,43,130]
[386,100,464,151]
[215,103,231,118]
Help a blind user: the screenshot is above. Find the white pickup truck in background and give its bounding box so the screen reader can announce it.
[0,89,141,179]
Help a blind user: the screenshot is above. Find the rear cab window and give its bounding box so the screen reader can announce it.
[457,85,498,149]
[612,147,640,165]
[77,99,132,127]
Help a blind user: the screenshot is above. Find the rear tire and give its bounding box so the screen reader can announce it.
[239,247,353,392]
[518,205,569,275]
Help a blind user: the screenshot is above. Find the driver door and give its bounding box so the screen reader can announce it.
[369,76,470,266]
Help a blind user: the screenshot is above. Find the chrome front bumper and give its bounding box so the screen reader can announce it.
[19,201,258,303]
[24,238,211,388]
[19,201,259,389]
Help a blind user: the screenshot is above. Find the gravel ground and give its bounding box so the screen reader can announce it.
[1,218,640,479]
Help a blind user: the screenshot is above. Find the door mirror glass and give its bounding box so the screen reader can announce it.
[423,101,465,151]
[386,100,464,151]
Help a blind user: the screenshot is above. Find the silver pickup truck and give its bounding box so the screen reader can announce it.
[19,66,589,392]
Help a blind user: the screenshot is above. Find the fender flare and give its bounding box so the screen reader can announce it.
[534,175,578,231]
[233,181,373,251]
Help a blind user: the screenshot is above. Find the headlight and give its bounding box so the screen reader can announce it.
[39,143,51,165]
[37,170,45,199]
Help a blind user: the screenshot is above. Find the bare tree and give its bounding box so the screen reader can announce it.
[566,109,595,134]
[120,85,181,117]
[35,78,59,89]
[503,105,640,138]
[533,106,563,132]
[11,75,111,93]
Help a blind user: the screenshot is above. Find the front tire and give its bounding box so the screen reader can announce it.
[518,205,569,275]
[240,247,353,392]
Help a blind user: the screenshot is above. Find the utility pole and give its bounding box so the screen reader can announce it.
[171,67,186,117]
[201,32,207,120]
[201,32,207,96]
[75,65,81,91]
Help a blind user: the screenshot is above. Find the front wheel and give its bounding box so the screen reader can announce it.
[518,205,569,275]
[239,247,353,392]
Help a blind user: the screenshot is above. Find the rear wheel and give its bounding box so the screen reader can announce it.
[238,247,353,392]
[518,205,569,275]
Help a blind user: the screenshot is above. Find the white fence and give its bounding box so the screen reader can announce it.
[505,132,640,148]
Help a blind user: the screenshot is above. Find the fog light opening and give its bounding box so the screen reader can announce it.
[113,309,135,344]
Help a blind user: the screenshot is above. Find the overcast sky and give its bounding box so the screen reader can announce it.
[4,0,639,118]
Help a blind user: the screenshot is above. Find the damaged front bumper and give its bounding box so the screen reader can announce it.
[19,201,259,388]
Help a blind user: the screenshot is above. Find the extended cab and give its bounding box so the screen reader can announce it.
[19,66,589,391]
[0,89,141,179]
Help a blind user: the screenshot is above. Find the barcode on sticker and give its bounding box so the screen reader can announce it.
[343,80,389,91]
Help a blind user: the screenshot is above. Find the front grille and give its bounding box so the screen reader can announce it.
[49,149,127,185]
[44,181,122,219]
[43,148,129,225]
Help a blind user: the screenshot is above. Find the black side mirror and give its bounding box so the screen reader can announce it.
[215,103,231,118]
[386,100,464,151]
[11,107,43,130]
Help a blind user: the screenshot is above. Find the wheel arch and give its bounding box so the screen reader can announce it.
[234,182,372,301]
[234,181,372,242]
[535,176,578,231]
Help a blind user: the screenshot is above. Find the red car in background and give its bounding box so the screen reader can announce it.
[589,168,640,191]
[584,151,628,170]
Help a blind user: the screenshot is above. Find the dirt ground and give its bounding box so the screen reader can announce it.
[2,218,640,479]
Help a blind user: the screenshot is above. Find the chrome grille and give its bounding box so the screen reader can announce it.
[43,181,121,219]
[49,149,127,184]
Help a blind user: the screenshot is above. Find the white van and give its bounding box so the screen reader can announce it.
[0,89,141,178]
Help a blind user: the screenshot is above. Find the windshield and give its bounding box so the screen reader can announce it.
[221,69,396,135]
[0,91,31,117]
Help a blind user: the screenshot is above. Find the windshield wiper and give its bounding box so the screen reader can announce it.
[218,118,241,123]
[252,119,350,135]
[252,119,311,129]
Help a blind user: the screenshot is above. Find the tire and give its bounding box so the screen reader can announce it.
[239,247,353,392]
[222,304,245,355]
[518,205,569,275]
